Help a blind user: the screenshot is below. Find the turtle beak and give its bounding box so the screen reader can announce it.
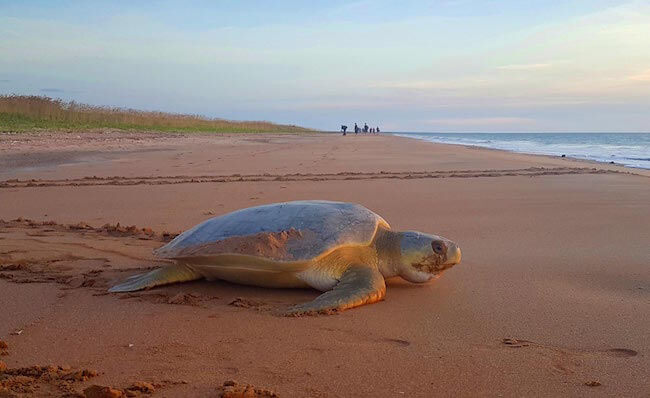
[445,244,462,266]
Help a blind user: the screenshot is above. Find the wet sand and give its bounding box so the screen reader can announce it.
[1,131,648,397]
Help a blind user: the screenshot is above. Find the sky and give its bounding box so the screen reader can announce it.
[1,0,649,132]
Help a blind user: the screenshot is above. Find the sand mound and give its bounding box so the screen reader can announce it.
[228,298,269,311]
[83,385,124,398]
[0,365,97,396]
[83,381,155,398]
[166,293,202,306]
[216,380,279,398]
[0,218,178,242]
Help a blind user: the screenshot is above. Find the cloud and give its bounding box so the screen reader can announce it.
[369,78,493,91]
[369,80,450,90]
[628,69,650,82]
[426,117,534,126]
[496,63,552,71]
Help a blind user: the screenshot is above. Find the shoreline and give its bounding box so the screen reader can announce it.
[391,132,650,172]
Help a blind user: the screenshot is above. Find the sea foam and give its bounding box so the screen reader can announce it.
[393,133,650,170]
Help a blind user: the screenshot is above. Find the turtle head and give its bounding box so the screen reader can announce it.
[397,231,462,283]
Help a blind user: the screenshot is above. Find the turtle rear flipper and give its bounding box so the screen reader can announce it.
[108,264,202,292]
[285,264,386,315]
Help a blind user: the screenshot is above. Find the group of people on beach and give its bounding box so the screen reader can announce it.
[340,123,380,136]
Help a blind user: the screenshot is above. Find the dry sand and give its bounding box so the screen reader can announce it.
[0,131,648,397]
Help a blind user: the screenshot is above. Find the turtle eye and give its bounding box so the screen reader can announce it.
[432,241,446,255]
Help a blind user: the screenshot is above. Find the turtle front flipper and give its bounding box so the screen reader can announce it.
[109,264,202,292]
[285,264,386,316]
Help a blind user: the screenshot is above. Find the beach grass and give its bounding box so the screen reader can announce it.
[0,95,313,133]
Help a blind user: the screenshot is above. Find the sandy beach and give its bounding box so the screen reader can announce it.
[0,131,648,397]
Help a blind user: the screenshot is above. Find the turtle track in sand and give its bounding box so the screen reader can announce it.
[0,219,277,311]
[0,218,178,241]
[0,167,635,188]
[0,218,175,291]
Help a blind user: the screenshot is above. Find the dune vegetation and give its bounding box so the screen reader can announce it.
[0,95,312,133]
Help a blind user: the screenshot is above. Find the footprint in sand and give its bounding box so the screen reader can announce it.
[501,338,640,379]
[316,328,412,347]
[502,338,638,359]
[502,338,531,348]
[381,338,411,347]
[605,348,638,358]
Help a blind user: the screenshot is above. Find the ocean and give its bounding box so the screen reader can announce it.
[392,133,650,170]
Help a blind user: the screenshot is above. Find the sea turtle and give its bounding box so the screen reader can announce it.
[109,200,462,314]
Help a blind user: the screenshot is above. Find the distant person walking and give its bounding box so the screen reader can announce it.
[354,123,359,135]
[376,127,380,134]
[363,123,369,133]
[341,125,347,135]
